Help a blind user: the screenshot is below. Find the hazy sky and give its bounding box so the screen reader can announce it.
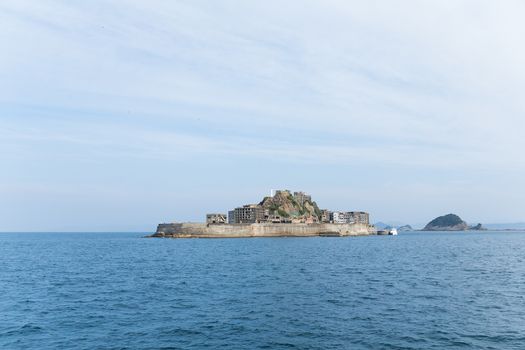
[1,1,524,231]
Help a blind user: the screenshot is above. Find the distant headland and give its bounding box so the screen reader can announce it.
[151,190,377,238]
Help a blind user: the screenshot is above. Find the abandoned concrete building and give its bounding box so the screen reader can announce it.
[228,205,265,224]
[293,191,312,205]
[206,213,227,224]
[207,190,371,226]
[331,211,370,225]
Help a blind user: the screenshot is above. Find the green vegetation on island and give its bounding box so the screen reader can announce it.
[259,190,321,222]
[423,214,485,231]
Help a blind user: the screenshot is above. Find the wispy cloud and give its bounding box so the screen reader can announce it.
[1,1,524,229]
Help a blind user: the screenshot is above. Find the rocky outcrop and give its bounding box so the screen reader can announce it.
[469,223,486,231]
[258,190,321,221]
[423,214,469,231]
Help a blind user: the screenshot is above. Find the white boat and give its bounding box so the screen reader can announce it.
[389,228,398,235]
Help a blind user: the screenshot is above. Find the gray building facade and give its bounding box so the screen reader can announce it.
[228,205,265,224]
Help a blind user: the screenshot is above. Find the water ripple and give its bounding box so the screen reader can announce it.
[1,231,525,349]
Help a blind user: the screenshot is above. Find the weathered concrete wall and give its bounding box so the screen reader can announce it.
[153,222,376,238]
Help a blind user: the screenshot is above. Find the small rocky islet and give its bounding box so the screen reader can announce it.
[423,214,485,231]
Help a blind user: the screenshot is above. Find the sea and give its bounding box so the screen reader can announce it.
[1,231,524,350]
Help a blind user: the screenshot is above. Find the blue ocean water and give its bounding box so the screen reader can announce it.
[1,231,524,349]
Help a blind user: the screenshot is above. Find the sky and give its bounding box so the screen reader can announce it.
[1,1,524,231]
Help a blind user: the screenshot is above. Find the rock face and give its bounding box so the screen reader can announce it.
[258,190,321,221]
[469,223,486,231]
[423,214,469,231]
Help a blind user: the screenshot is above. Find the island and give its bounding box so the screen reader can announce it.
[398,225,413,232]
[422,213,485,231]
[151,190,377,238]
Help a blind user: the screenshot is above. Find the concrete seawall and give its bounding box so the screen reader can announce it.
[152,222,376,238]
